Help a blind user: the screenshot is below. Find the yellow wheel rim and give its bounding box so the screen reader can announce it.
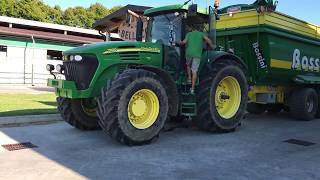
[215,76,241,119]
[128,89,160,129]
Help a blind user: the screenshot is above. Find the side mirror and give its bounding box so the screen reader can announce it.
[188,4,198,17]
[136,19,143,41]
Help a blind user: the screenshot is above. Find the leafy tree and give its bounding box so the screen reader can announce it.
[0,0,122,29]
[0,0,17,17]
[89,3,110,21]
[50,5,64,24]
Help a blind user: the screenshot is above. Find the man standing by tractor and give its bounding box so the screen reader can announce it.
[179,26,215,94]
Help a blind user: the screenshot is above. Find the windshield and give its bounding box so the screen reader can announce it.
[147,13,182,46]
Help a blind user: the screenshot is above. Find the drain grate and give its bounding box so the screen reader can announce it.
[284,139,316,146]
[2,142,38,151]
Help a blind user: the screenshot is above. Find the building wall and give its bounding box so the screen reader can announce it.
[0,37,76,84]
[117,15,148,41]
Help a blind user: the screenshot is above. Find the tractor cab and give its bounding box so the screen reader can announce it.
[143,4,215,80]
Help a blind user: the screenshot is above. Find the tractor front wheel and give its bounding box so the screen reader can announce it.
[57,97,100,130]
[97,69,169,146]
[194,59,248,132]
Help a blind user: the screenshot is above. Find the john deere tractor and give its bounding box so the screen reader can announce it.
[47,1,249,145]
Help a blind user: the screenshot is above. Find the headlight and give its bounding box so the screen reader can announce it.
[56,64,65,74]
[46,64,54,71]
[74,55,83,61]
[70,55,74,61]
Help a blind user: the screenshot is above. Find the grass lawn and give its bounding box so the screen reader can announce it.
[0,93,58,117]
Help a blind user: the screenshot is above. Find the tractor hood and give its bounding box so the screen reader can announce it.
[63,41,162,56]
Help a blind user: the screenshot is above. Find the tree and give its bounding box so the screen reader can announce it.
[0,0,17,17]
[0,0,122,29]
[89,3,110,21]
[49,5,64,24]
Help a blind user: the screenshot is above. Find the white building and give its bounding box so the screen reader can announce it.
[0,16,103,84]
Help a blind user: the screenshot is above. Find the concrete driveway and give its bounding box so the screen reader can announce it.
[1,113,320,180]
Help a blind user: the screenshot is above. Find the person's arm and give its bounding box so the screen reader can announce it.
[203,35,215,50]
[177,33,189,46]
[178,37,187,46]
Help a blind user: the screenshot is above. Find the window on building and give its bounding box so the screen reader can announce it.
[0,45,7,57]
[47,50,63,60]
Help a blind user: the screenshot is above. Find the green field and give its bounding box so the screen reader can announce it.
[0,94,58,117]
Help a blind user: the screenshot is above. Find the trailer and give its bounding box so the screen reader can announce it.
[216,4,320,119]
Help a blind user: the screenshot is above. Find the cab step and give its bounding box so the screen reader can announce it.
[180,102,197,117]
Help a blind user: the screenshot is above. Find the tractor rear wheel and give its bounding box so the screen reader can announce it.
[289,88,318,121]
[194,59,248,132]
[97,69,169,146]
[57,97,100,130]
[247,103,266,114]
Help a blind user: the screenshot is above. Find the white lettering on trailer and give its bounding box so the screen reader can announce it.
[252,42,267,69]
[292,49,320,72]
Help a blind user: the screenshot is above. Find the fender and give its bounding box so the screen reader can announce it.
[139,65,179,117]
[207,51,248,70]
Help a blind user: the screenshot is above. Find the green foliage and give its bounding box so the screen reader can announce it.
[0,0,121,29]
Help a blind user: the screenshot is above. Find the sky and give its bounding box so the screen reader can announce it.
[43,0,319,25]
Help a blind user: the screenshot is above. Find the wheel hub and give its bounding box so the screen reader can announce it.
[128,89,160,129]
[215,76,241,119]
[306,97,314,113]
[131,99,147,117]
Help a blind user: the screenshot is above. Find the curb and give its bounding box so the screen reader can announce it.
[0,114,62,127]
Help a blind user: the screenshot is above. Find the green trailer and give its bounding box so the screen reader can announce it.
[46,0,320,145]
[216,6,320,117]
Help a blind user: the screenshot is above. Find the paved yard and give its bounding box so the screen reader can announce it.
[1,113,320,180]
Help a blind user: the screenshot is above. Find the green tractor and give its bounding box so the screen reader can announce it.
[47,1,249,145]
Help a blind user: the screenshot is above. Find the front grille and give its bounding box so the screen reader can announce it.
[64,54,99,90]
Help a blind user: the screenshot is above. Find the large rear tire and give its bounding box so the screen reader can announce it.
[194,59,248,132]
[289,88,318,121]
[97,69,169,146]
[57,97,100,130]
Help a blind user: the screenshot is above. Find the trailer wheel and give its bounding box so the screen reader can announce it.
[194,59,248,132]
[247,103,266,114]
[289,88,318,121]
[97,69,169,146]
[57,97,100,130]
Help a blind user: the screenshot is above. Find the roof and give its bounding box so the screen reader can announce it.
[0,26,102,44]
[0,16,99,36]
[0,16,103,44]
[93,4,151,31]
[144,4,209,16]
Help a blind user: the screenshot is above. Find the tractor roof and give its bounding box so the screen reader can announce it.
[144,4,209,16]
